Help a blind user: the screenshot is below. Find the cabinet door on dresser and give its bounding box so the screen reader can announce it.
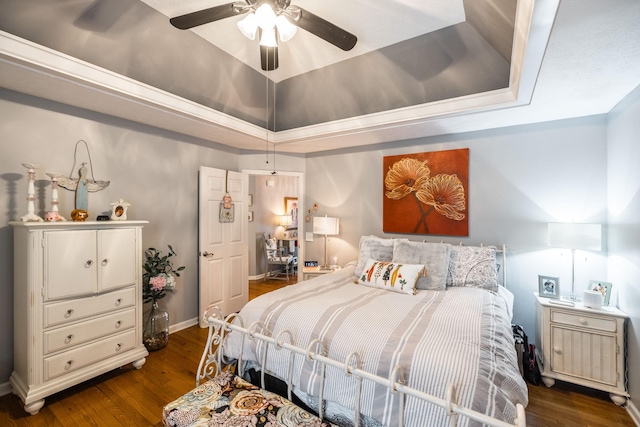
[45,230,97,299]
[98,228,137,291]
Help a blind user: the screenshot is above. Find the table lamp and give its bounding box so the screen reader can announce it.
[548,222,602,301]
[313,215,339,270]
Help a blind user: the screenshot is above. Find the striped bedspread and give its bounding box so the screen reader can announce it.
[224,265,528,427]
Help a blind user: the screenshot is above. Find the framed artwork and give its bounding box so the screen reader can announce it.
[588,280,612,306]
[284,197,298,229]
[383,148,469,236]
[539,275,560,299]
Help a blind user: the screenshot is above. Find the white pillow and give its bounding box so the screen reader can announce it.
[446,245,499,292]
[357,258,424,295]
[392,240,450,291]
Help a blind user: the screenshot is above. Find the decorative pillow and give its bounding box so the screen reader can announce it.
[392,240,451,291]
[358,258,424,295]
[446,245,499,292]
[354,236,401,280]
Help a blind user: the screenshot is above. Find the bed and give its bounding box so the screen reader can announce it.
[223,237,528,427]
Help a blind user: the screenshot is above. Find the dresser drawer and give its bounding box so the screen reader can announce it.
[44,308,136,354]
[44,287,136,328]
[44,329,136,381]
[551,310,617,333]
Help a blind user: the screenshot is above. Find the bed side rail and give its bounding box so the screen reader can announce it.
[198,305,526,427]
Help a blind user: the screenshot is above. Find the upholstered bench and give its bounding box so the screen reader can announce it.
[162,370,336,427]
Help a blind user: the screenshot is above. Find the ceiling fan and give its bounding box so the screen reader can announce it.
[170,0,357,71]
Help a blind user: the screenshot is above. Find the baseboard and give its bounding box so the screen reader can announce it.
[628,399,640,426]
[249,274,265,281]
[0,380,12,397]
[169,317,199,334]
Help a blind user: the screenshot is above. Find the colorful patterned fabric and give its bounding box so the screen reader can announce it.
[163,371,337,427]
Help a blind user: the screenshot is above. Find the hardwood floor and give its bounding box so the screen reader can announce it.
[1,277,634,426]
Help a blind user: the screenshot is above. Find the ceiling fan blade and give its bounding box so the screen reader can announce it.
[170,3,241,30]
[260,45,279,71]
[296,7,357,51]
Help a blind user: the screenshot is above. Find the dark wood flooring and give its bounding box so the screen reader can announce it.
[0,276,634,426]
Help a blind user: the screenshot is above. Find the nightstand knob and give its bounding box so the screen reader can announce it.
[554,347,562,354]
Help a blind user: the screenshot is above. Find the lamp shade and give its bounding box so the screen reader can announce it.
[279,214,292,227]
[237,12,258,40]
[275,15,297,42]
[313,216,339,236]
[548,223,602,251]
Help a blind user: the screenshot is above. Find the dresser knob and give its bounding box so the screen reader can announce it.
[115,321,122,328]
[65,360,74,370]
[65,309,74,318]
[102,259,109,266]
[115,343,122,351]
[579,318,588,325]
[85,260,93,267]
[115,298,122,306]
[65,334,74,344]
[554,347,562,354]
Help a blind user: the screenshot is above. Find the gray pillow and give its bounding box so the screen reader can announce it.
[392,240,450,291]
[354,236,398,279]
[446,245,499,292]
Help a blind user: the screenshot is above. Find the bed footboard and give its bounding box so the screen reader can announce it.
[186,305,526,427]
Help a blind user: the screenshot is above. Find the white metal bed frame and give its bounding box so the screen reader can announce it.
[197,300,525,427]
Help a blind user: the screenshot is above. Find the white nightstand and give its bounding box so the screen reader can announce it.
[534,293,629,405]
[303,265,341,280]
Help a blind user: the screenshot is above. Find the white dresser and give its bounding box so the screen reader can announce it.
[10,221,149,415]
[534,293,628,405]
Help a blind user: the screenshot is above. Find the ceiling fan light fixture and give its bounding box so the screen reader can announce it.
[237,12,258,40]
[275,15,297,42]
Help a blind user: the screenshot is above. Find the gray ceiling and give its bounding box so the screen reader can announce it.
[1,0,639,153]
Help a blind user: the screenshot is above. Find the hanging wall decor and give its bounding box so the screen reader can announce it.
[383,148,469,236]
[219,171,235,222]
[52,140,110,219]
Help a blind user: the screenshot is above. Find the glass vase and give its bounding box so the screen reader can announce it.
[143,301,169,351]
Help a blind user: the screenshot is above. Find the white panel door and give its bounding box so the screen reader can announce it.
[199,166,248,323]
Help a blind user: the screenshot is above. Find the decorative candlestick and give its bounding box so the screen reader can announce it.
[21,163,43,222]
[45,173,66,221]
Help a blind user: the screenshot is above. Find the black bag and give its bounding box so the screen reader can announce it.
[524,343,542,386]
[511,324,541,386]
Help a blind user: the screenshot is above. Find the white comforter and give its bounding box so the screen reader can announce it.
[224,265,528,427]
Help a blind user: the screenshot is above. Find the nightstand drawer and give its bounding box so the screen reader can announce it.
[551,310,617,332]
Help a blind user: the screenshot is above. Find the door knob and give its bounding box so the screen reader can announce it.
[202,251,214,257]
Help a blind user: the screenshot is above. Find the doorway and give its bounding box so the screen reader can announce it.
[243,170,304,283]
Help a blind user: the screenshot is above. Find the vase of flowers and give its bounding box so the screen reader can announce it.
[142,245,185,351]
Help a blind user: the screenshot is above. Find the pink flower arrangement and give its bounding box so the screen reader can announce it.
[149,275,167,291]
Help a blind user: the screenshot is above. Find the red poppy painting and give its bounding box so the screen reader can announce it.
[383,148,469,236]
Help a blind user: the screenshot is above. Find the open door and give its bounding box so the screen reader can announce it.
[198,167,248,324]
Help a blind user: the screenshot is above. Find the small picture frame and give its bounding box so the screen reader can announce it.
[588,280,612,306]
[110,199,130,221]
[539,275,560,299]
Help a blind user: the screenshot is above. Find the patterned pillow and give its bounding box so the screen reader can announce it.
[446,245,499,292]
[358,258,424,295]
[354,236,401,280]
[392,240,451,291]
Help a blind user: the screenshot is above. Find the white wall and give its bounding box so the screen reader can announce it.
[304,116,609,341]
[0,89,240,385]
[607,83,640,410]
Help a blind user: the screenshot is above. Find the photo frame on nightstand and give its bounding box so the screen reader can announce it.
[539,275,560,299]
[588,280,612,306]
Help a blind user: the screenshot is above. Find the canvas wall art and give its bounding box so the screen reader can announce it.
[383,148,469,236]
